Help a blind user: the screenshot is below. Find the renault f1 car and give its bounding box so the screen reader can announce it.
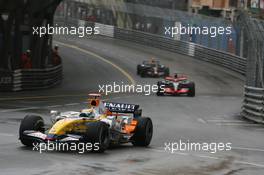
[157,74,195,97]
[19,94,153,153]
[137,59,170,78]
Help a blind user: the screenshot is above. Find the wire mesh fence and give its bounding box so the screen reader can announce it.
[236,11,264,88]
[56,0,237,54]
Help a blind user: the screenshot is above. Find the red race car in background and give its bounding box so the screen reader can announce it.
[157,74,195,97]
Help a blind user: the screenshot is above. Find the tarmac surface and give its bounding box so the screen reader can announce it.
[0,35,263,175]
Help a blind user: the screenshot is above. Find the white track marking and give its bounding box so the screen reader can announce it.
[206,119,246,123]
[0,107,39,113]
[205,119,264,127]
[64,103,80,106]
[0,94,88,101]
[197,118,207,124]
[46,105,63,108]
[232,146,264,153]
[215,123,263,127]
[195,154,220,160]
[233,161,264,168]
[0,133,15,137]
[150,147,264,168]
[0,96,134,113]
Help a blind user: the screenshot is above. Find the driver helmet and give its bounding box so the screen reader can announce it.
[54,45,59,51]
[26,50,31,56]
[150,57,155,64]
[80,108,99,119]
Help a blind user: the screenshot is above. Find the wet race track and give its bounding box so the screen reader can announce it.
[0,35,264,175]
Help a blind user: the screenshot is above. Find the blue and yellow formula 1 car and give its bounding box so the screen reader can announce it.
[19,94,153,152]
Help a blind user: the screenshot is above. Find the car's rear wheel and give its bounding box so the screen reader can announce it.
[84,122,110,153]
[157,82,164,96]
[132,117,153,146]
[19,115,45,147]
[187,82,195,97]
[157,91,164,96]
[137,65,141,75]
[140,71,146,77]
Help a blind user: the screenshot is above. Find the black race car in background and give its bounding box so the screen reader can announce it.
[157,74,195,97]
[137,59,170,78]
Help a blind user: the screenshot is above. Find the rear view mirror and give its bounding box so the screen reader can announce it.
[50,110,60,123]
[134,109,142,118]
[50,110,60,116]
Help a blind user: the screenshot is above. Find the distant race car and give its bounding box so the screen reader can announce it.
[157,74,195,97]
[137,59,170,78]
[19,94,153,153]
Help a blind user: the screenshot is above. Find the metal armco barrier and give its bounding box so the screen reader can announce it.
[95,23,114,37]
[114,28,246,75]
[242,86,264,123]
[0,65,62,92]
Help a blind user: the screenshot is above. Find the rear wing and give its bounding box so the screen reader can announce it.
[104,102,140,114]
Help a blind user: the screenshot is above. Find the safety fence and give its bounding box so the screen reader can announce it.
[58,0,236,53]
[236,11,264,88]
[0,65,62,92]
[55,16,264,123]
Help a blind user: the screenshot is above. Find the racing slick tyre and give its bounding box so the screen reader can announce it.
[164,68,170,77]
[140,71,146,78]
[84,121,110,153]
[19,115,45,147]
[137,65,141,75]
[132,117,153,147]
[187,82,195,97]
[156,91,164,96]
[156,81,164,96]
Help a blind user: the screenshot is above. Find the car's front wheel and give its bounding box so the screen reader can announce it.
[19,115,45,147]
[84,122,110,153]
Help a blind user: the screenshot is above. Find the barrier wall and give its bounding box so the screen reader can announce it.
[0,65,62,92]
[242,86,264,123]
